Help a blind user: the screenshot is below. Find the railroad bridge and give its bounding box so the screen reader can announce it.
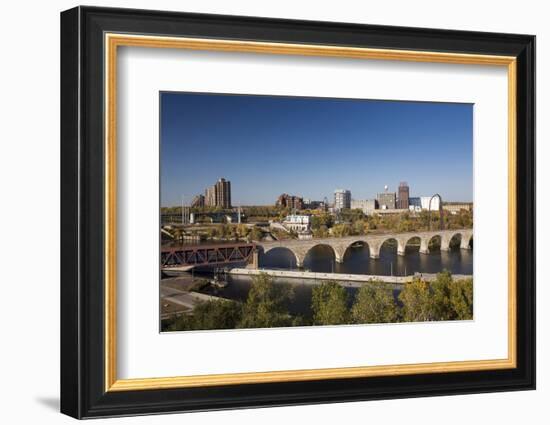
[257,229,473,268]
[161,242,256,272]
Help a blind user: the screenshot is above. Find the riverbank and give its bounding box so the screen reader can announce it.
[228,268,472,286]
[160,277,228,319]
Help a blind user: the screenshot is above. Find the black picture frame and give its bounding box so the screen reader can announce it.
[61,5,535,419]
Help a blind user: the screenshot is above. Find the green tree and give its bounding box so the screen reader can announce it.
[238,273,294,328]
[313,225,329,238]
[311,281,349,325]
[310,213,334,230]
[352,281,399,324]
[249,226,263,241]
[237,223,250,239]
[431,270,454,320]
[332,223,352,238]
[450,278,474,320]
[352,219,366,235]
[399,278,434,322]
[218,224,230,238]
[165,299,242,331]
[418,210,431,230]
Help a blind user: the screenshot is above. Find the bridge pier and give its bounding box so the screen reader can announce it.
[419,238,430,255]
[249,249,259,269]
[460,238,472,250]
[368,243,381,259]
[397,240,407,256]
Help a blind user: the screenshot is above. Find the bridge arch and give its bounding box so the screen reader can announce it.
[400,236,422,255]
[425,234,443,253]
[301,243,341,268]
[370,236,399,259]
[341,240,370,262]
[442,232,462,251]
[261,246,301,269]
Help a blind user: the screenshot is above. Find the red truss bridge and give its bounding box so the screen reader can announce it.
[161,242,257,272]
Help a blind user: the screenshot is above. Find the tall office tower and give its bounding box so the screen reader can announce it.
[214,178,232,208]
[397,181,410,209]
[334,189,351,210]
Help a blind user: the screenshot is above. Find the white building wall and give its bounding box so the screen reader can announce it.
[420,196,441,211]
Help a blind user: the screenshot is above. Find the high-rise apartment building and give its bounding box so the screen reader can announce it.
[204,178,231,208]
[334,189,351,210]
[215,178,231,208]
[397,182,410,209]
[205,185,216,207]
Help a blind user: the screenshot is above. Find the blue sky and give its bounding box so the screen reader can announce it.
[160,92,473,207]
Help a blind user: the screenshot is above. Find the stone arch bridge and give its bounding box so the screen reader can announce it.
[257,229,473,268]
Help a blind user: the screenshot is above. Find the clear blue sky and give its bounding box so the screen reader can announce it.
[160,92,473,207]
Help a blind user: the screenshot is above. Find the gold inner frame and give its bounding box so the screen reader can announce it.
[104,33,517,392]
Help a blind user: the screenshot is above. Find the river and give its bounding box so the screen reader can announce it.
[198,244,473,320]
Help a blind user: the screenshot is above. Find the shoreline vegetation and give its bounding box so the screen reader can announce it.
[161,270,473,332]
[161,207,473,244]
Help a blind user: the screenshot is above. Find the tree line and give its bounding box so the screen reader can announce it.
[311,209,473,238]
[162,271,473,332]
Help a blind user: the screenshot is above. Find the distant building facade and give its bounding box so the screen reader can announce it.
[282,214,311,232]
[276,193,304,211]
[303,199,326,210]
[409,196,441,211]
[443,202,473,214]
[334,189,351,210]
[204,178,232,208]
[377,191,396,210]
[420,196,440,211]
[408,197,422,211]
[191,194,205,208]
[397,182,410,209]
[351,199,378,215]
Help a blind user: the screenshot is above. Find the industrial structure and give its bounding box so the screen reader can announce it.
[397,181,410,209]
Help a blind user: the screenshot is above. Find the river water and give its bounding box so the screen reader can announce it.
[199,244,473,320]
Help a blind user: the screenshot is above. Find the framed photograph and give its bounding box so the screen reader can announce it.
[60,6,535,419]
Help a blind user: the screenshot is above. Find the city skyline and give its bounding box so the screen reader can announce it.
[161,92,473,207]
